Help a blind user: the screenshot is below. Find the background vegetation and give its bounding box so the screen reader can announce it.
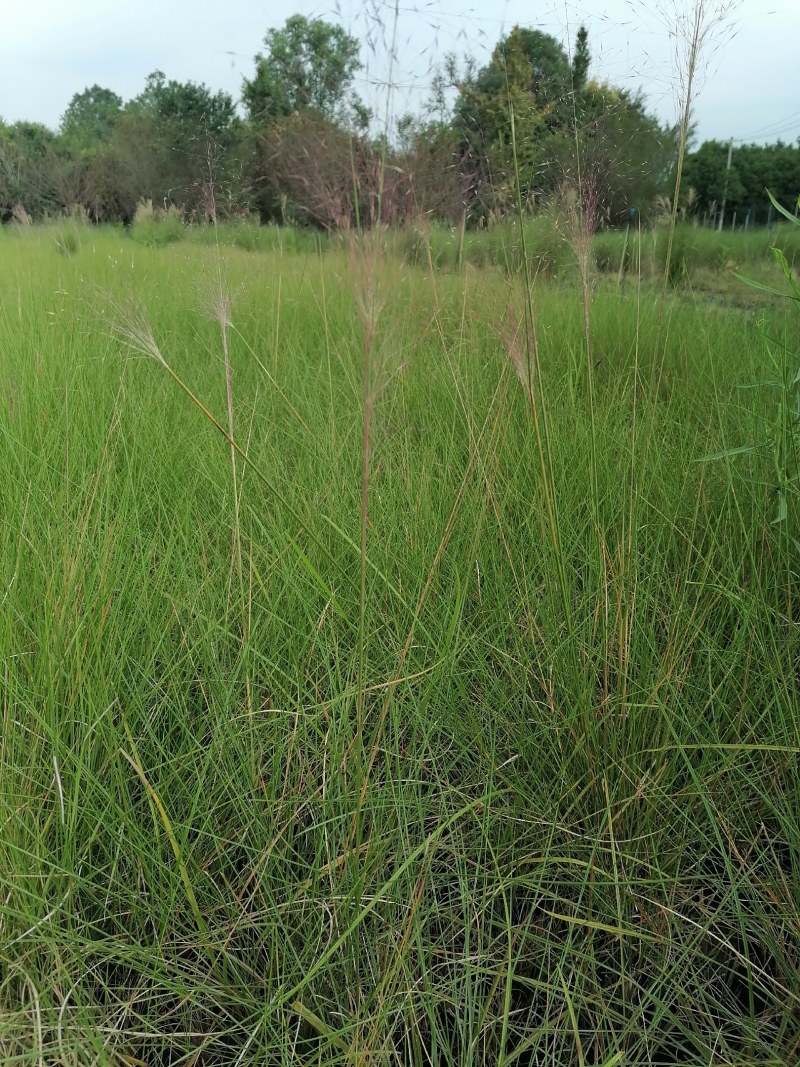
[1,14,797,230]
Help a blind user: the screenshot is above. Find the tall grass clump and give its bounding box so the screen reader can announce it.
[655,221,702,284]
[593,224,800,290]
[130,198,186,246]
[53,226,81,257]
[398,216,575,277]
[593,228,634,276]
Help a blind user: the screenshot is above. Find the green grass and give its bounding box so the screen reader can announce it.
[120,212,800,290]
[1,227,798,1065]
[593,221,800,285]
[129,217,326,257]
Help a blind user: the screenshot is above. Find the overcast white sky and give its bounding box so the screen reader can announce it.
[1,0,798,146]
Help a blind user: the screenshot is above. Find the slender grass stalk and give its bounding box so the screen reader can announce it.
[660,3,706,306]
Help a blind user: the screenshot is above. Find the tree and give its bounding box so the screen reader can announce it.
[0,122,64,219]
[571,26,590,92]
[60,86,123,151]
[451,23,675,222]
[126,72,243,214]
[453,26,574,213]
[132,72,238,142]
[515,27,573,116]
[396,115,468,224]
[681,140,744,217]
[242,16,363,126]
[683,139,800,223]
[250,111,362,227]
[561,82,677,224]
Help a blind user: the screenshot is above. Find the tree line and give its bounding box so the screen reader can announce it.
[1,15,797,229]
[682,140,800,226]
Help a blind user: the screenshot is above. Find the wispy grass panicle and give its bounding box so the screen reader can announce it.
[109,298,167,366]
[498,299,537,400]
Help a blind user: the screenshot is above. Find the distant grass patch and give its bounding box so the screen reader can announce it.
[594,220,800,281]
[100,207,800,295]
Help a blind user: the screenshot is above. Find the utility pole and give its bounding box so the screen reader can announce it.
[718,138,734,232]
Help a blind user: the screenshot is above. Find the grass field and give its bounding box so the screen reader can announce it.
[1,225,799,1064]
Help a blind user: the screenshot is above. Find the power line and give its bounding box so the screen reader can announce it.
[734,108,800,142]
[734,125,800,144]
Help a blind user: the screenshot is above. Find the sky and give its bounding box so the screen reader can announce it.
[1,0,799,147]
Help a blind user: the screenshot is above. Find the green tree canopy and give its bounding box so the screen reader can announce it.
[449,22,675,220]
[0,121,63,218]
[242,15,362,125]
[683,139,800,222]
[571,26,590,91]
[453,26,579,212]
[123,73,242,212]
[60,85,123,151]
[567,82,677,222]
[131,72,239,144]
[457,26,573,132]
